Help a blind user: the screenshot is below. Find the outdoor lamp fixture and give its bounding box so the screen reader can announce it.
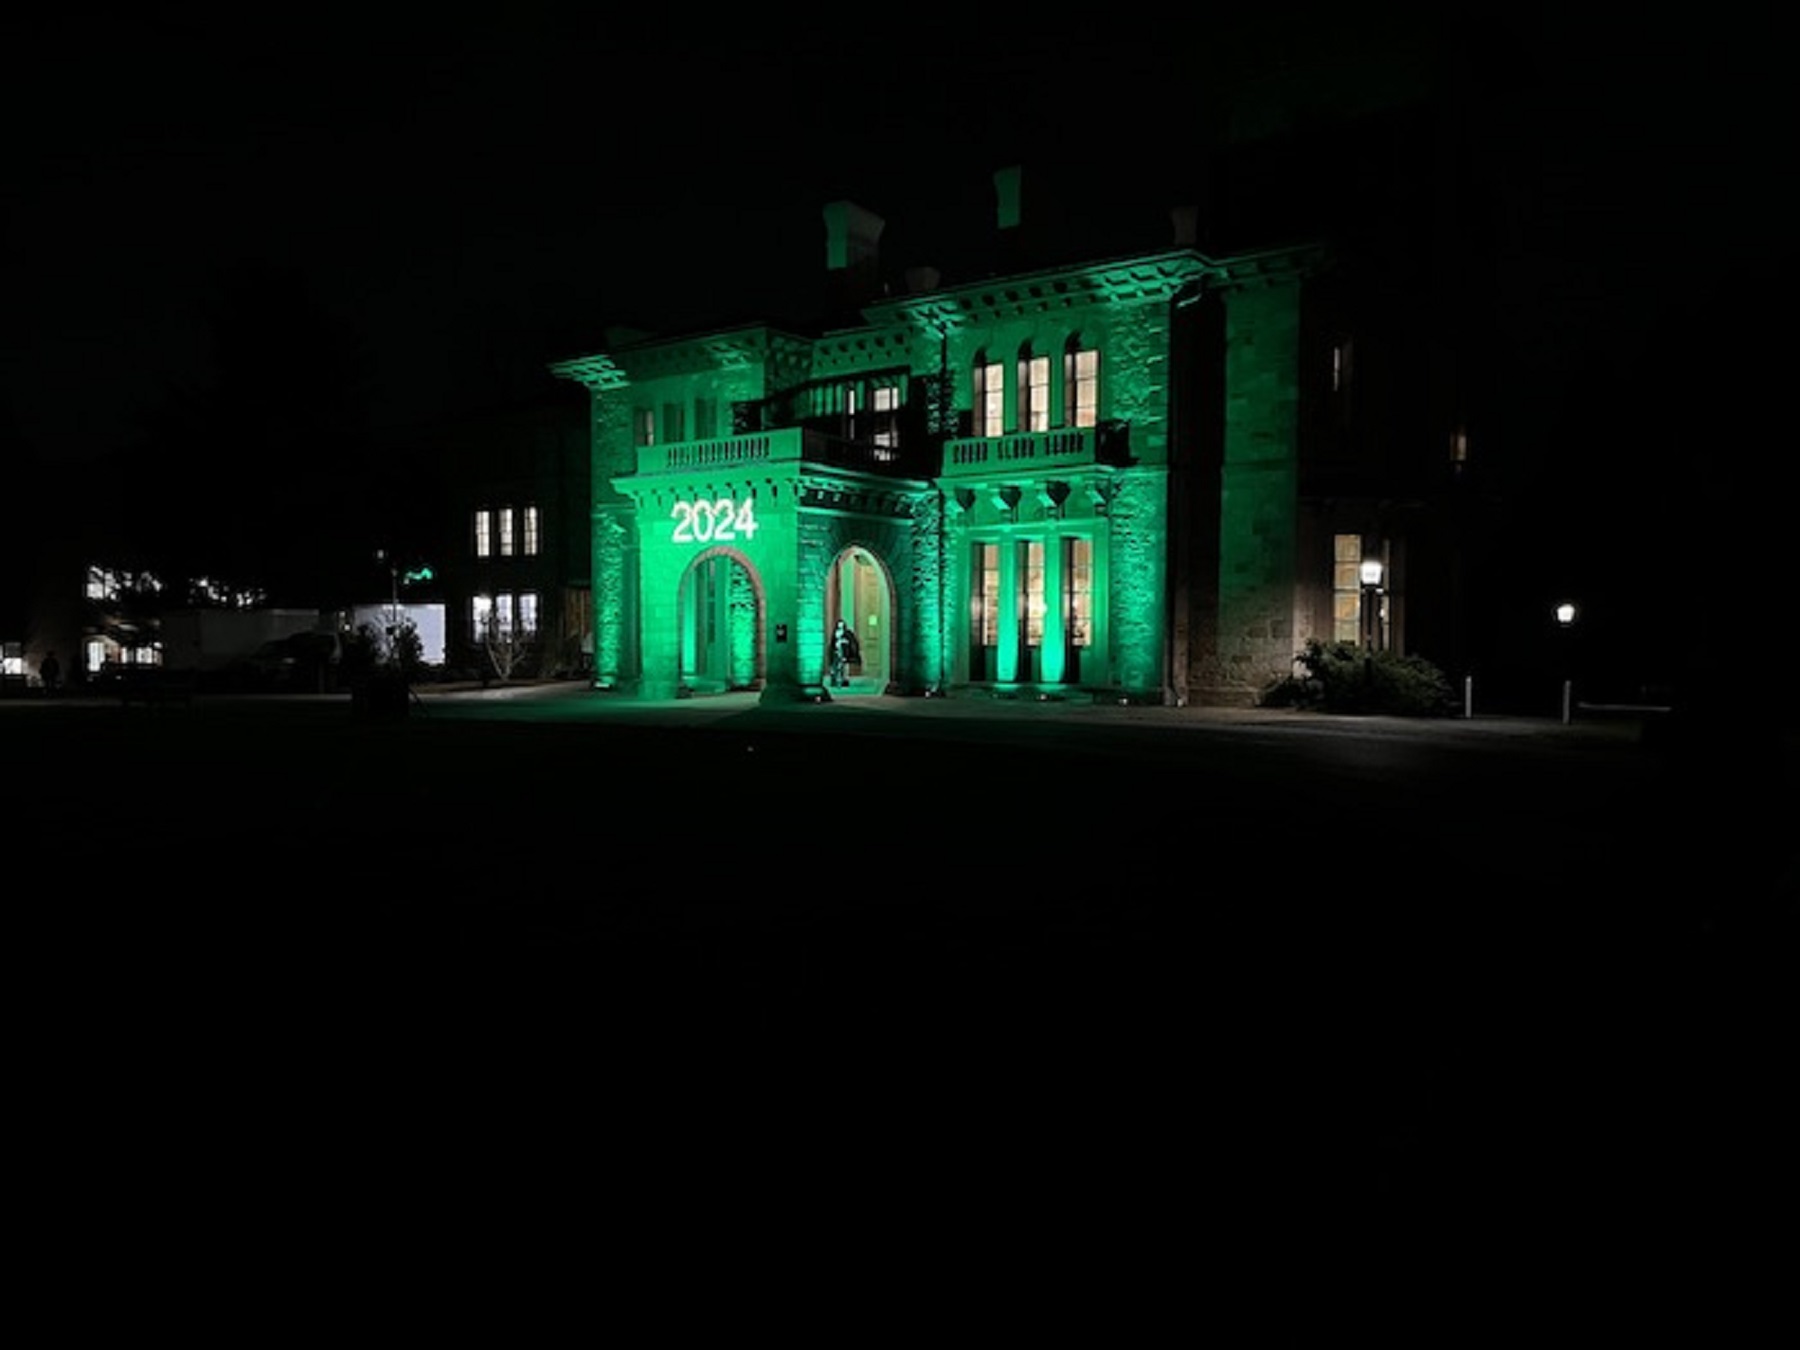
[1359,557,1385,651]
[1555,600,1579,723]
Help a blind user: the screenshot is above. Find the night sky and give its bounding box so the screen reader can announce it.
[3,5,1789,633]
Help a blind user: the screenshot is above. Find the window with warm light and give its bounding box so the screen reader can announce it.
[522,505,540,557]
[1021,540,1045,648]
[975,542,1000,649]
[517,591,539,636]
[872,384,899,452]
[498,508,515,557]
[1064,340,1098,429]
[1065,537,1092,648]
[1018,347,1050,432]
[472,594,493,640]
[1333,534,1362,643]
[474,509,492,558]
[974,355,1004,438]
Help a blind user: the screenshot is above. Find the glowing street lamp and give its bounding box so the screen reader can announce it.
[1555,600,1578,724]
[1359,557,1385,652]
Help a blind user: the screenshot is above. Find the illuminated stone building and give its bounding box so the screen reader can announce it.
[551,163,1460,706]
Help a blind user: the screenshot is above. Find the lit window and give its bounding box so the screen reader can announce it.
[873,384,899,455]
[1,642,21,678]
[522,506,540,557]
[518,592,538,636]
[973,356,1004,438]
[975,542,1000,648]
[495,592,514,637]
[1065,537,1092,648]
[499,508,515,558]
[1063,341,1098,428]
[474,509,492,558]
[472,594,493,640]
[1331,338,1353,393]
[1450,427,1469,465]
[1018,349,1050,432]
[1333,534,1365,644]
[1021,540,1045,647]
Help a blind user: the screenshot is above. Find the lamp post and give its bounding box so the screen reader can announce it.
[1555,600,1578,724]
[1359,558,1385,652]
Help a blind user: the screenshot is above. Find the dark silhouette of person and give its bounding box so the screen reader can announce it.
[830,619,860,688]
[39,650,61,695]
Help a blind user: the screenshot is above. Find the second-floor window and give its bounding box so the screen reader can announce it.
[474,510,492,558]
[634,408,655,447]
[522,506,540,556]
[973,356,1004,438]
[1018,349,1050,432]
[1064,341,1098,429]
[660,401,685,444]
[498,508,515,557]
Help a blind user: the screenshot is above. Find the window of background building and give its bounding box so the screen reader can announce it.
[474,509,492,558]
[974,356,1004,438]
[499,508,515,557]
[472,594,493,640]
[1333,534,1363,644]
[1064,340,1098,429]
[523,505,539,556]
[517,592,538,635]
[1064,537,1092,647]
[495,592,514,636]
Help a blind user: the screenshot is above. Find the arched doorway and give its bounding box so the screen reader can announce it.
[678,548,763,694]
[826,546,893,692]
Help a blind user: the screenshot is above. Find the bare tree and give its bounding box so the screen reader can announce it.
[481,612,537,684]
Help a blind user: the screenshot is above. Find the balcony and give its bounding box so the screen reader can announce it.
[636,427,926,479]
[940,423,1128,480]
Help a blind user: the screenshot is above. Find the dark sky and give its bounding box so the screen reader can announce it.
[3,5,1788,478]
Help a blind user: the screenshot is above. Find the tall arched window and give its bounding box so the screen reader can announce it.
[973,350,1004,438]
[1017,342,1050,432]
[1063,336,1098,429]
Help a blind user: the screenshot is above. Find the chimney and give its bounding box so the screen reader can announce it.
[823,200,885,312]
[1171,205,1200,248]
[993,165,1024,272]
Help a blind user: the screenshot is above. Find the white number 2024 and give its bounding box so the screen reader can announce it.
[671,497,759,544]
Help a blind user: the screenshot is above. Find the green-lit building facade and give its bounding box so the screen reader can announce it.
[551,171,1422,707]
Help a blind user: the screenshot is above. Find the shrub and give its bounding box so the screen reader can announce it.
[1262,638,1457,717]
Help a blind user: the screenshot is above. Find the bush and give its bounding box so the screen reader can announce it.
[1262,638,1457,717]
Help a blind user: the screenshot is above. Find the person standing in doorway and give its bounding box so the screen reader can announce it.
[39,650,61,695]
[829,619,860,688]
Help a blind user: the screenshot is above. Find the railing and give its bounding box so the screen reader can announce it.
[941,427,1100,478]
[636,427,926,478]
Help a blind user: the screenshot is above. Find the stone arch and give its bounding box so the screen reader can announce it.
[676,544,765,695]
[824,543,896,692]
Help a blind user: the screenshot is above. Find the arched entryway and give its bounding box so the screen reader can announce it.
[825,546,894,693]
[677,548,763,694]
